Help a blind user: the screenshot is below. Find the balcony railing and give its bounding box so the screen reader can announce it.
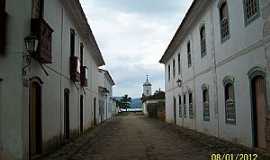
[70,56,80,82]
[80,66,88,87]
[0,11,6,54]
[31,18,53,63]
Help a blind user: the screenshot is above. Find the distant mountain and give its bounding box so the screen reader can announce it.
[113,97,142,108]
[130,98,142,108]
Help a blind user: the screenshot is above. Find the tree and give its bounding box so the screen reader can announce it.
[120,94,132,111]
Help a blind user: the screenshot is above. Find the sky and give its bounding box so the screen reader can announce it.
[80,0,193,98]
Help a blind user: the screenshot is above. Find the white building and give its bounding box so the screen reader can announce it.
[160,0,270,150]
[98,69,115,122]
[0,0,109,159]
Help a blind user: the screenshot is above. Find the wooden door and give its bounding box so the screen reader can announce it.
[29,82,42,156]
[80,95,83,133]
[173,97,176,124]
[252,76,267,148]
[94,98,97,125]
[64,89,70,139]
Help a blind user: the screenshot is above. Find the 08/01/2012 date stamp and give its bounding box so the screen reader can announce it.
[210,154,258,160]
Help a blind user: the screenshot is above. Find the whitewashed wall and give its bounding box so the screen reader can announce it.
[164,0,269,147]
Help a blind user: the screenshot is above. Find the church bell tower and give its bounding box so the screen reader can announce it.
[143,75,152,97]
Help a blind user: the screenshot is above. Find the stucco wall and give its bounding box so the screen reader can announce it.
[163,0,269,147]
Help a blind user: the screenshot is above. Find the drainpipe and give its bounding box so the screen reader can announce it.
[60,7,64,141]
[210,2,220,138]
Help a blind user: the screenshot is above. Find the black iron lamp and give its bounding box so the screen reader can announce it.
[176,78,182,87]
[24,35,39,54]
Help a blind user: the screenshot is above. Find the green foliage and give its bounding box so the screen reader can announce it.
[119,94,132,111]
[141,90,165,103]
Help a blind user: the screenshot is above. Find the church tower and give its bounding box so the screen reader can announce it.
[143,75,152,97]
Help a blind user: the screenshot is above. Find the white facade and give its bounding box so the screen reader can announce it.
[97,69,115,122]
[0,0,108,159]
[160,0,270,149]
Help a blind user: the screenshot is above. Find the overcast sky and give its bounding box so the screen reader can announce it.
[80,0,193,98]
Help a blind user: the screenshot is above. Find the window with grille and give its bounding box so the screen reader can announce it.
[203,88,210,121]
[173,59,176,78]
[178,54,181,75]
[219,2,230,42]
[243,0,260,25]
[183,94,187,118]
[187,41,192,68]
[200,25,207,57]
[189,92,193,119]
[70,29,75,57]
[179,95,182,117]
[225,82,236,124]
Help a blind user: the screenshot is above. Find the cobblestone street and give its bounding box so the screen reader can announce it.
[41,113,270,160]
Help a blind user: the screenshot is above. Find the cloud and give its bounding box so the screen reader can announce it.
[80,0,192,97]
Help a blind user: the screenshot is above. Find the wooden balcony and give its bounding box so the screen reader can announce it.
[31,18,53,63]
[80,66,88,87]
[70,56,80,82]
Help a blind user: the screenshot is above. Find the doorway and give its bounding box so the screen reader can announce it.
[94,98,97,126]
[80,95,83,133]
[173,97,176,124]
[251,76,267,148]
[64,89,70,139]
[29,81,42,156]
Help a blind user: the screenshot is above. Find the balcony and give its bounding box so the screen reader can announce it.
[80,66,88,87]
[70,56,81,82]
[0,10,6,54]
[31,18,53,63]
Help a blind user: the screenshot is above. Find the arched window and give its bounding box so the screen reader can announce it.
[187,41,192,68]
[200,25,207,57]
[219,1,230,42]
[223,76,236,124]
[173,59,176,78]
[202,84,210,121]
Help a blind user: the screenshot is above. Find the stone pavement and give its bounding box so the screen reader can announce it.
[41,113,270,160]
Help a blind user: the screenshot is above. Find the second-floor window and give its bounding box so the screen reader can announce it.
[187,41,192,68]
[178,54,181,75]
[70,29,75,57]
[173,59,176,78]
[219,1,230,42]
[200,25,207,57]
[80,43,84,65]
[243,0,260,25]
[168,65,171,81]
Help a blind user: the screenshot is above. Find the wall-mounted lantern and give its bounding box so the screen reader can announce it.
[24,35,39,54]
